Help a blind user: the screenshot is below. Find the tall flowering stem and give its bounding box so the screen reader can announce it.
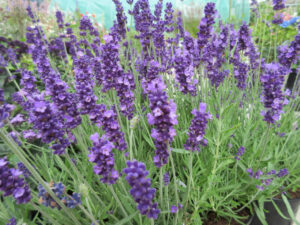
[123,160,160,219]
[89,133,119,184]
[147,78,178,168]
[185,103,212,152]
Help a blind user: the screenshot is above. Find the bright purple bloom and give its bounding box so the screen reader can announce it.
[6,217,17,225]
[55,11,64,29]
[0,157,31,204]
[163,172,169,186]
[17,162,31,178]
[123,160,160,219]
[277,168,289,177]
[174,48,197,96]
[89,133,119,184]
[0,89,11,128]
[273,0,285,11]
[272,13,284,24]
[203,23,229,88]
[185,103,212,152]
[147,78,178,167]
[111,0,128,40]
[196,2,216,63]
[235,146,245,160]
[170,205,178,213]
[38,182,81,209]
[260,63,289,124]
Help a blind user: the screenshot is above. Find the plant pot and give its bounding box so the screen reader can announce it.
[251,190,300,225]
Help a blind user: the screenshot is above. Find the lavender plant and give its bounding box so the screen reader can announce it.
[0,1,299,225]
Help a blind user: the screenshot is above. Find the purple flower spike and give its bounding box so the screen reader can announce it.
[174,48,197,96]
[170,205,178,213]
[197,3,217,53]
[277,168,288,177]
[273,0,285,11]
[235,146,245,160]
[163,172,170,186]
[185,103,212,152]
[260,63,289,124]
[6,217,17,225]
[147,78,178,167]
[123,160,160,219]
[38,182,81,209]
[0,157,31,204]
[89,133,119,184]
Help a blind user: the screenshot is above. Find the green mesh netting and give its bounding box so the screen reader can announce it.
[50,0,250,29]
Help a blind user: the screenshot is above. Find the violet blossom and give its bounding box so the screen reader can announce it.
[185,103,212,152]
[123,160,160,219]
[89,133,119,184]
[0,157,31,204]
[147,78,178,167]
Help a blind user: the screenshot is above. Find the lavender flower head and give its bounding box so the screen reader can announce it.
[147,78,178,167]
[6,217,17,225]
[260,63,289,124]
[0,157,31,204]
[89,133,119,184]
[185,103,212,152]
[235,146,245,160]
[38,181,81,209]
[163,172,169,186]
[273,0,285,11]
[123,160,160,219]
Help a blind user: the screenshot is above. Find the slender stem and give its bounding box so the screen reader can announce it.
[185,152,193,210]
[168,144,179,225]
[108,185,129,219]
[160,167,164,208]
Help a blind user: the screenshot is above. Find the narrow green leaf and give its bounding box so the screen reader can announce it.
[282,195,300,225]
[113,211,138,225]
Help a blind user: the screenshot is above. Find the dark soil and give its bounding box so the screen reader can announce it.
[275,188,300,200]
[203,209,251,225]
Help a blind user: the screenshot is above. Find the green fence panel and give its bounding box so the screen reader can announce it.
[50,0,250,29]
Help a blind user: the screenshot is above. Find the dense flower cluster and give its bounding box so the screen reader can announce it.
[235,146,245,160]
[163,172,170,186]
[260,63,289,124]
[248,168,289,190]
[273,0,285,11]
[185,103,212,152]
[196,2,216,62]
[0,157,31,204]
[0,89,12,128]
[38,182,81,209]
[17,162,31,178]
[111,0,128,40]
[100,35,135,118]
[6,217,17,225]
[203,23,229,88]
[278,24,300,69]
[123,160,160,219]
[147,78,178,167]
[89,133,119,184]
[174,48,197,95]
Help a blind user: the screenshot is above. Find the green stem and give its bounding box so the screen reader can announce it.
[168,144,179,225]
[108,185,129,219]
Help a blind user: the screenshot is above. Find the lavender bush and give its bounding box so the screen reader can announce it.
[0,1,300,225]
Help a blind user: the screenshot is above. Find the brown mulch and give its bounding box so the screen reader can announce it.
[203,209,251,225]
[275,188,300,199]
